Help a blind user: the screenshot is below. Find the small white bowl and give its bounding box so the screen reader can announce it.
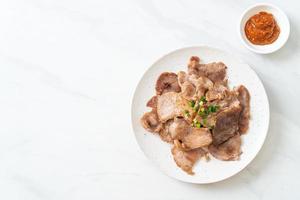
[239,3,290,54]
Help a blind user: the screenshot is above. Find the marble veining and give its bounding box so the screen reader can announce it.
[0,0,299,199]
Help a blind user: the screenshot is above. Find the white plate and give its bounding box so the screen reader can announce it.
[131,46,269,184]
[239,3,290,54]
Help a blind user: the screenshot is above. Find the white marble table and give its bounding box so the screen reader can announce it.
[0,0,299,199]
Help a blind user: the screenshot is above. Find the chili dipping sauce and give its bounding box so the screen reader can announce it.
[245,11,280,45]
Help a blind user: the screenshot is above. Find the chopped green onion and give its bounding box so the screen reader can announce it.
[203,118,207,125]
[184,110,190,117]
[195,122,202,128]
[198,110,206,117]
[200,96,207,103]
[193,104,199,112]
[199,101,204,106]
[207,105,219,113]
[204,108,210,115]
[192,119,202,128]
[188,100,195,108]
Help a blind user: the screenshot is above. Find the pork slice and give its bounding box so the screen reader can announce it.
[156,72,181,95]
[188,56,200,69]
[177,71,188,87]
[157,92,180,122]
[196,147,210,161]
[183,128,212,149]
[206,83,228,102]
[187,56,200,75]
[209,135,241,161]
[156,92,194,122]
[140,109,162,133]
[212,90,239,110]
[188,75,213,98]
[169,118,190,140]
[158,119,174,143]
[236,85,250,134]
[188,62,227,84]
[194,113,217,130]
[146,96,158,109]
[178,71,213,100]
[180,81,196,100]
[175,94,196,123]
[212,103,242,145]
[171,146,202,175]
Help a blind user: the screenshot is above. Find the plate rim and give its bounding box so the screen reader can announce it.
[131,45,270,184]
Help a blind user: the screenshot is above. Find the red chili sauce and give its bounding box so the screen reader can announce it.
[245,11,280,45]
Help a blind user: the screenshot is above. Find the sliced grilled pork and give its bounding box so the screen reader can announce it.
[212,103,242,145]
[174,95,196,123]
[156,92,180,122]
[188,75,213,98]
[206,83,228,102]
[158,119,174,143]
[177,71,188,87]
[188,61,227,84]
[182,128,212,149]
[180,81,196,100]
[209,135,241,161]
[236,85,250,134]
[140,110,162,133]
[188,56,200,69]
[212,90,239,109]
[168,118,190,140]
[171,146,203,175]
[146,96,158,109]
[156,72,181,95]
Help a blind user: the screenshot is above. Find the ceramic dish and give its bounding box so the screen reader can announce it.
[239,3,290,54]
[131,46,269,183]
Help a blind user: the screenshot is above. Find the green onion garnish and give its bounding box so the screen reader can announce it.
[184,110,190,117]
[192,119,202,128]
[200,96,207,103]
[203,118,207,125]
[188,100,195,108]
